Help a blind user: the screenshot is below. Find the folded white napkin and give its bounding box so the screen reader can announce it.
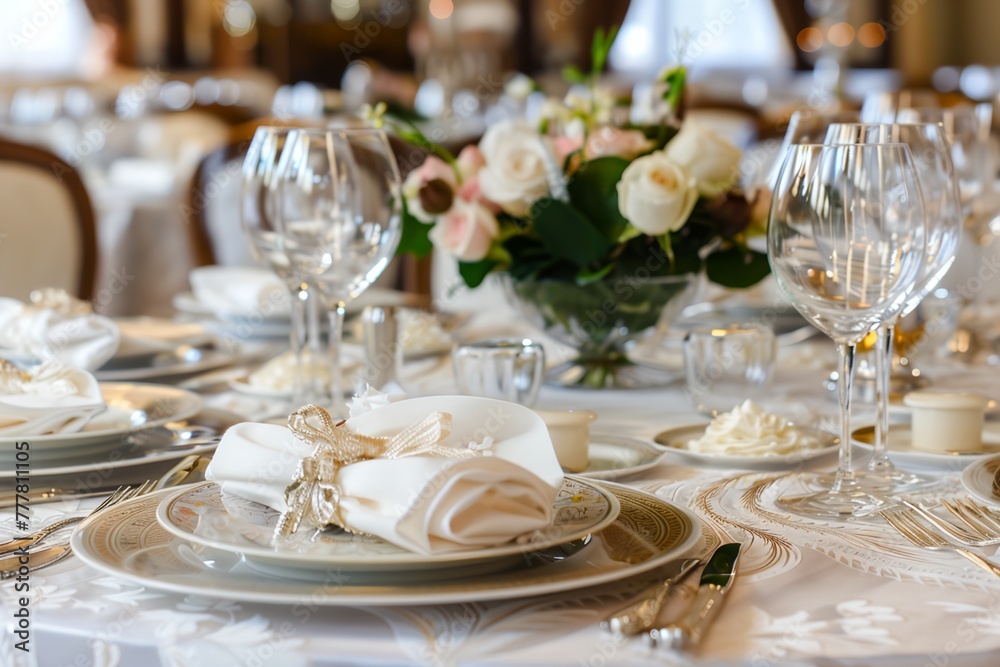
[206,396,565,554]
[0,289,120,371]
[0,362,105,435]
[189,266,290,316]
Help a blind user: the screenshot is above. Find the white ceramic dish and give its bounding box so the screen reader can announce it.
[0,408,239,483]
[853,422,1000,471]
[0,383,202,462]
[155,477,620,575]
[577,433,666,480]
[72,482,702,606]
[960,454,1000,508]
[654,423,839,468]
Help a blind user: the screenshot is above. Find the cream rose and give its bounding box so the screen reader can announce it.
[428,199,499,262]
[585,127,655,160]
[616,152,698,236]
[664,121,742,197]
[478,119,552,217]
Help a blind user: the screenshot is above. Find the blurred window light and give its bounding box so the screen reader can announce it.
[161,81,195,110]
[932,66,961,93]
[610,0,793,74]
[960,65,995,100]
[223,0,256,37]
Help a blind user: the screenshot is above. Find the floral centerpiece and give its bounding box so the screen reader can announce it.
[380,29,770,387]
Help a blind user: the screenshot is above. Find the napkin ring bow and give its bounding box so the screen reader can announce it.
[275,404,475,539]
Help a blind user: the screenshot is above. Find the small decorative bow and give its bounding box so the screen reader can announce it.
[275,404,476,539]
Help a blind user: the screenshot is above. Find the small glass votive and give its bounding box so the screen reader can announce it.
[453,338,545,406]
[683,324,777,416]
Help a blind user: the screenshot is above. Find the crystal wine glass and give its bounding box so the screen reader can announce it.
[241,126,322,405]
[824,123,962,491]
[768,143,927,519]
[272,128,403,416]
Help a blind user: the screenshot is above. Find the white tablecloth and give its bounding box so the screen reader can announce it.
[4,305,1000,667]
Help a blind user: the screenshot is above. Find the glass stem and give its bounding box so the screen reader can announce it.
[870,323,896,474]
[831,342,857,493]
[289,283,308,406]
[302,287,325,405]
[327,303,346,418]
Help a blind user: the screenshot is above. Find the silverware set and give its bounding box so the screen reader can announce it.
[0,454,212,578]
[601,543,742,651]
[881,497,1000,578]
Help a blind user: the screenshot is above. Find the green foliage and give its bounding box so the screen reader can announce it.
[532,198,612,269]
[705,246,771,288]
[396,199,434,258]
[566,157,631,243]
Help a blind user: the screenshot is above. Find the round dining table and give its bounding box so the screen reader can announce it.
[3,298,1000,667]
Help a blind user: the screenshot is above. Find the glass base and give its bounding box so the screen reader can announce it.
[775,474,889,520]
[546,357,682,389]
[817,468,939,495]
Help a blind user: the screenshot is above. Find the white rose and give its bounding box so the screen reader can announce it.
[616,152,698,236]
[664,121,742,197]
[478,119,552,217]
[428,199,500,262]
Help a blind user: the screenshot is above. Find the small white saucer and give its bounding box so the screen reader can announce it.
[577,434,666,480]
[853,423,1000,472]
[653,424,839,468]
[961,454,1000,508]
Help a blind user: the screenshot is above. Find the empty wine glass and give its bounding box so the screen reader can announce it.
[768,143,927,519]
[273,128,403,416]
[241,126,322,405]
[824,123,962,491]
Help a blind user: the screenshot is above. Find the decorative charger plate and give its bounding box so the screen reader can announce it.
[654,423,839,468]
[853,423,1000,471]
[71,481,701,606]
[0,383,203,462]
[155,477,620,574]
[961,454,1000,507]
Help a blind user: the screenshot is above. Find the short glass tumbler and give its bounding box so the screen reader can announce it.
[453,339,545,406]
[683,325,777,416]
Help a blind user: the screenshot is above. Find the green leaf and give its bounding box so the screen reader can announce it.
[576,263,615,285]
[396,201,434,258]
[458,259,497,288]
[591,25,619,76]
[562,65,589,85]
[705,247,771,289]
[566,157,630,243]
[661,65,686,115]
[532,198,612,268]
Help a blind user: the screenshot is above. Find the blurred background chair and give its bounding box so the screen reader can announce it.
[0,137,97,300]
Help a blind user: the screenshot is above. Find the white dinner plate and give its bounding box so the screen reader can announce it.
[114,318,214,357]
[654,423,839,468]
[0,408,240,483]
[173,288,420,320]
[72,481,702,606]
[94,345,241,382]
[853,423,1000,471]
[961,454,1000,508]
[576,433,666,480]
[155,477,620,576]
[0,383,203,463]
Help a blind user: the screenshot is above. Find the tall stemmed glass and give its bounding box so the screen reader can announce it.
[241,126,322,405]
[768,143,927,519]
[273,128,402,416]
[825,123,962,491]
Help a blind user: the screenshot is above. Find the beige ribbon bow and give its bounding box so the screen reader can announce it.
[275,404,476,539]
[0,360,32,394]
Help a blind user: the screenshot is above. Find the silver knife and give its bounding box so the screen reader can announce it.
[600,558,700,636]
[649,542,742,650]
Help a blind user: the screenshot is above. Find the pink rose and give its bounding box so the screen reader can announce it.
[456,145,486,179]
[584,127,654,160]
[552,135,584,163]
[428,199,499,262]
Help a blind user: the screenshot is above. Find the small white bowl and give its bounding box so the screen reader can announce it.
[903,390,988,453]
[535,409,597,473]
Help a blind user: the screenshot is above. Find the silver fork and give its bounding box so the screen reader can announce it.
[881,509,1000,578]
[0,481,156,557]
[895,499,1000,548]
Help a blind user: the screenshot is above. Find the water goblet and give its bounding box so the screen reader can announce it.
[768,142,927,519]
